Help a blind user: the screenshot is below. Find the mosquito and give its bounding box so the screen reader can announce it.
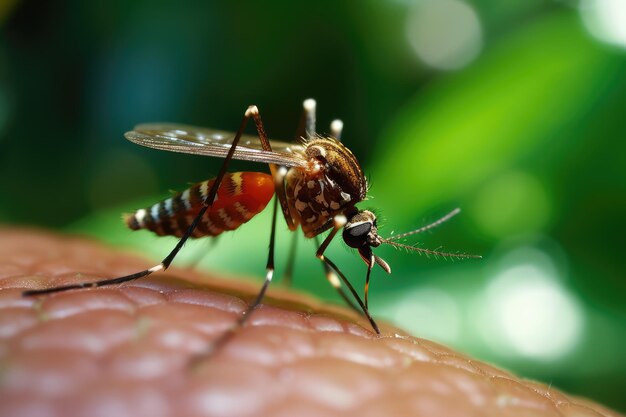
[24,99,479,345]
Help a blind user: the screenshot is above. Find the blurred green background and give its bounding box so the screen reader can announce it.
[1,0,625,411]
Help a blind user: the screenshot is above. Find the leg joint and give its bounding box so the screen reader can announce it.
[245,105,259,117]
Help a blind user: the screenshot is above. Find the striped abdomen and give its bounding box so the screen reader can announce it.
[124,172,274,238]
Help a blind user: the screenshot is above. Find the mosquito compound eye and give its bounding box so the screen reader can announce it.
[343,221,372,248]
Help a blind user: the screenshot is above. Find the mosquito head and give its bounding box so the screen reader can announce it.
[343,210,391,273]
[343,208,481,273]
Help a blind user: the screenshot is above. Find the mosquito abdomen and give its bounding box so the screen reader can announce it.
[124,172,274,238]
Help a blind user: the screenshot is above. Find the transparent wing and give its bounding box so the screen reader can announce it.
[124,123,307,168]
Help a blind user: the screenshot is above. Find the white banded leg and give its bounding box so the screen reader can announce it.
[315,215,381,334]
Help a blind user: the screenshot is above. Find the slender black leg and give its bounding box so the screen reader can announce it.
[23,105,260,297]
[315,217,381,334]
[194,105,295,358]
[192,193,280,361]
[364,256,374,310]
[313,235,361,314]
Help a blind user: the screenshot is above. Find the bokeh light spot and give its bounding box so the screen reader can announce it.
[475,251,583,360]
[470,171,551,238]
[405,0,483,70]
[580,0,626,49]
[381,287,461,344]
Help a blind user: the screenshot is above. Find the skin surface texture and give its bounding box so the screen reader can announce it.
[0,228,622,417]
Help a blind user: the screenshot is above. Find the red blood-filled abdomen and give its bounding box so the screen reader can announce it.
[124,172,274,238]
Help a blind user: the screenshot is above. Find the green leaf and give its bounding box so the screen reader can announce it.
[370,12,621,227]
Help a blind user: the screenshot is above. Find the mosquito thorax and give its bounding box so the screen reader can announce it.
[285,136,368,237]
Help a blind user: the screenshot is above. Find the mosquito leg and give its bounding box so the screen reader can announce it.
[303,98,317,140]
[319,256,380,335]
[23,106,259,297]
[364,257,374,310]
[312,235,361,314]
[330,119,343,141]
[197,102,307,356]
[194,193,280,359]
[315,216,381,334]
[245,107,297,233]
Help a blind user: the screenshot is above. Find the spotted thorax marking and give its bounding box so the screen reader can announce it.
[285,136,367,237]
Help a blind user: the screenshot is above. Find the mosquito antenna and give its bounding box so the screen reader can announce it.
[386,208,461,241]
[381,238,481,260]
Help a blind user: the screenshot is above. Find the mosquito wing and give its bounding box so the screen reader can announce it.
[124,123,308,168]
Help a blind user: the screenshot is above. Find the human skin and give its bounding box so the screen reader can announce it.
[0,228,622,417]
